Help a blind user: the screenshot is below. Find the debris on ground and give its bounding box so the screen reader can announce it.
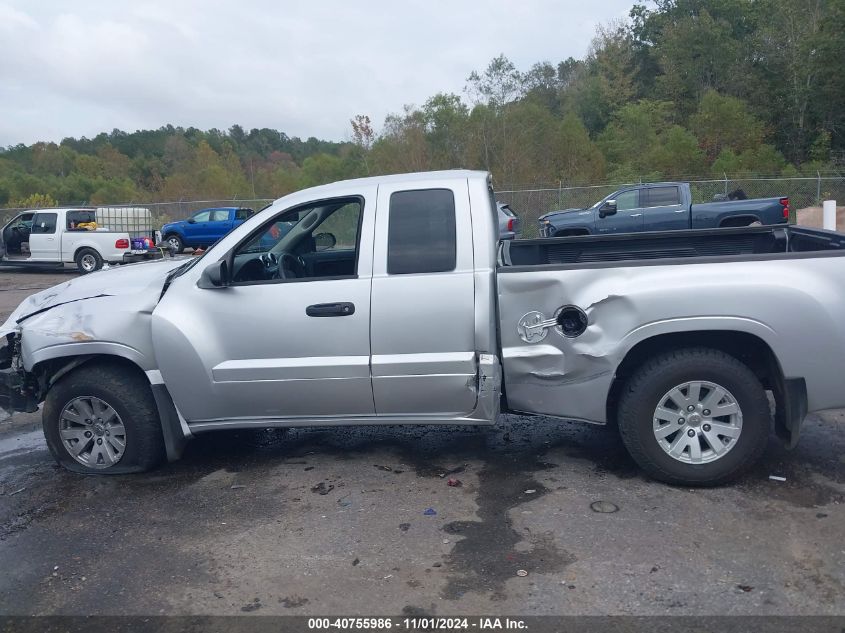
[337,495,352,507]
[590,500,619,513]
[769,475,787,482]
[9,487,26,496]
[352,558,360,566]
[439,465,467,478]
[311,482,334,495]
[737,585,754,592]
[516,569,529,577]
[230,484,246,490]
[423,508,437,516]
[447,478,462,487]
[374,465,393,472]
[399,523,410,531]
[525,489,536,494]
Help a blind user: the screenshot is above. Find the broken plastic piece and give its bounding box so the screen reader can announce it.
[423,508,437,516]
[590,500,619,513]
[447,478,462,487]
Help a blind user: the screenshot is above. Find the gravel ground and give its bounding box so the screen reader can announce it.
[0,266,842,617]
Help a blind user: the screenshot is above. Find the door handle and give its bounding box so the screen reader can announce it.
[674,209,686,213]
[306,302,355,317]
[630,214,642,217]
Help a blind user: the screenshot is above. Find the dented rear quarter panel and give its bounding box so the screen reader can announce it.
[497,256,845,423]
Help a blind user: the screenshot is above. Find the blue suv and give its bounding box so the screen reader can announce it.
[161,207,254,252]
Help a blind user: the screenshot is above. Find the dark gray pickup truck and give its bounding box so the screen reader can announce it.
[539,182,789,237]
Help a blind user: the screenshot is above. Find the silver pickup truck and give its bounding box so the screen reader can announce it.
[1,170,843,486]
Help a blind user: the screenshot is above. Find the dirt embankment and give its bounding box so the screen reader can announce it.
[795,205,845,229]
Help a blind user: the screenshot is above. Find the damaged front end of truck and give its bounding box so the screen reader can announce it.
[0,257,188,421]
[0,331,40,417]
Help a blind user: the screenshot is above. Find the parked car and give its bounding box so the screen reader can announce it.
[0,208,160,273]
[161,207,254,252]
[498,201,522,239]
[0,171,842,486]
[538,182,789,237]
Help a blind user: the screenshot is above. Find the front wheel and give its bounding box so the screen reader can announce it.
[42,362,166,474]
[75,248,103,274]
[165,234,184,253]
[617,348,770,486]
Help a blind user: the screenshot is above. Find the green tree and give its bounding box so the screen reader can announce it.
[556,112,606,184]
[690,91,766,161]
[13,192,58,208]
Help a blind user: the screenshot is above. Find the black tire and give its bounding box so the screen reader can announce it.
[164,234,184,253]
[74,247,103,274]
[617,347,770,486]
[42,361,166,474]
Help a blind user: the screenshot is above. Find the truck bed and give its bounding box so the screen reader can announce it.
[501,225,845,269]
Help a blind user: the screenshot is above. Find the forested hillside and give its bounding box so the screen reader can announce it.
[2,0,843,208]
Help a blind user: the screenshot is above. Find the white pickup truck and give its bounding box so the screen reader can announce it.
[0,207,161,273]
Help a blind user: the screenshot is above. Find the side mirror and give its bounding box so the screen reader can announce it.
[187,217,197,224]
[197,259,229,289]
[599,200,618,218]
[314,232,337,252]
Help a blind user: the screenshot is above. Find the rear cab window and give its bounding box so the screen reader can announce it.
[387,189,456,275]
[644,187,681,207]
[66,210,96,230]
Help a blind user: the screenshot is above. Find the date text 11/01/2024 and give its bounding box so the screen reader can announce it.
[307,617,527,630]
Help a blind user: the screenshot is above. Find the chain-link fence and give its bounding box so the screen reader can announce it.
[2,176,843,239]
[497,176,845,238]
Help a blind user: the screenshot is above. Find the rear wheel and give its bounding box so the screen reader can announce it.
[42,362,165,474]
[75,248,103,274]
[617,348,770,486]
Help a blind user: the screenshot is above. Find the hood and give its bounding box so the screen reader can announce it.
[538,207,585,221]
[0,258,187,335]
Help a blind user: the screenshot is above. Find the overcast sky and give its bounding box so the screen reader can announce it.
[0,1,633,147]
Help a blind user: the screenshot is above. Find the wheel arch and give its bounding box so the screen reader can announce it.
[73,244,100,260]
[606,329,805,447]
[32,351,189,461]
[718,214,761,227]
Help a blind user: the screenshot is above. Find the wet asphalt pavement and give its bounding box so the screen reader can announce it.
[0,268,842,616]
